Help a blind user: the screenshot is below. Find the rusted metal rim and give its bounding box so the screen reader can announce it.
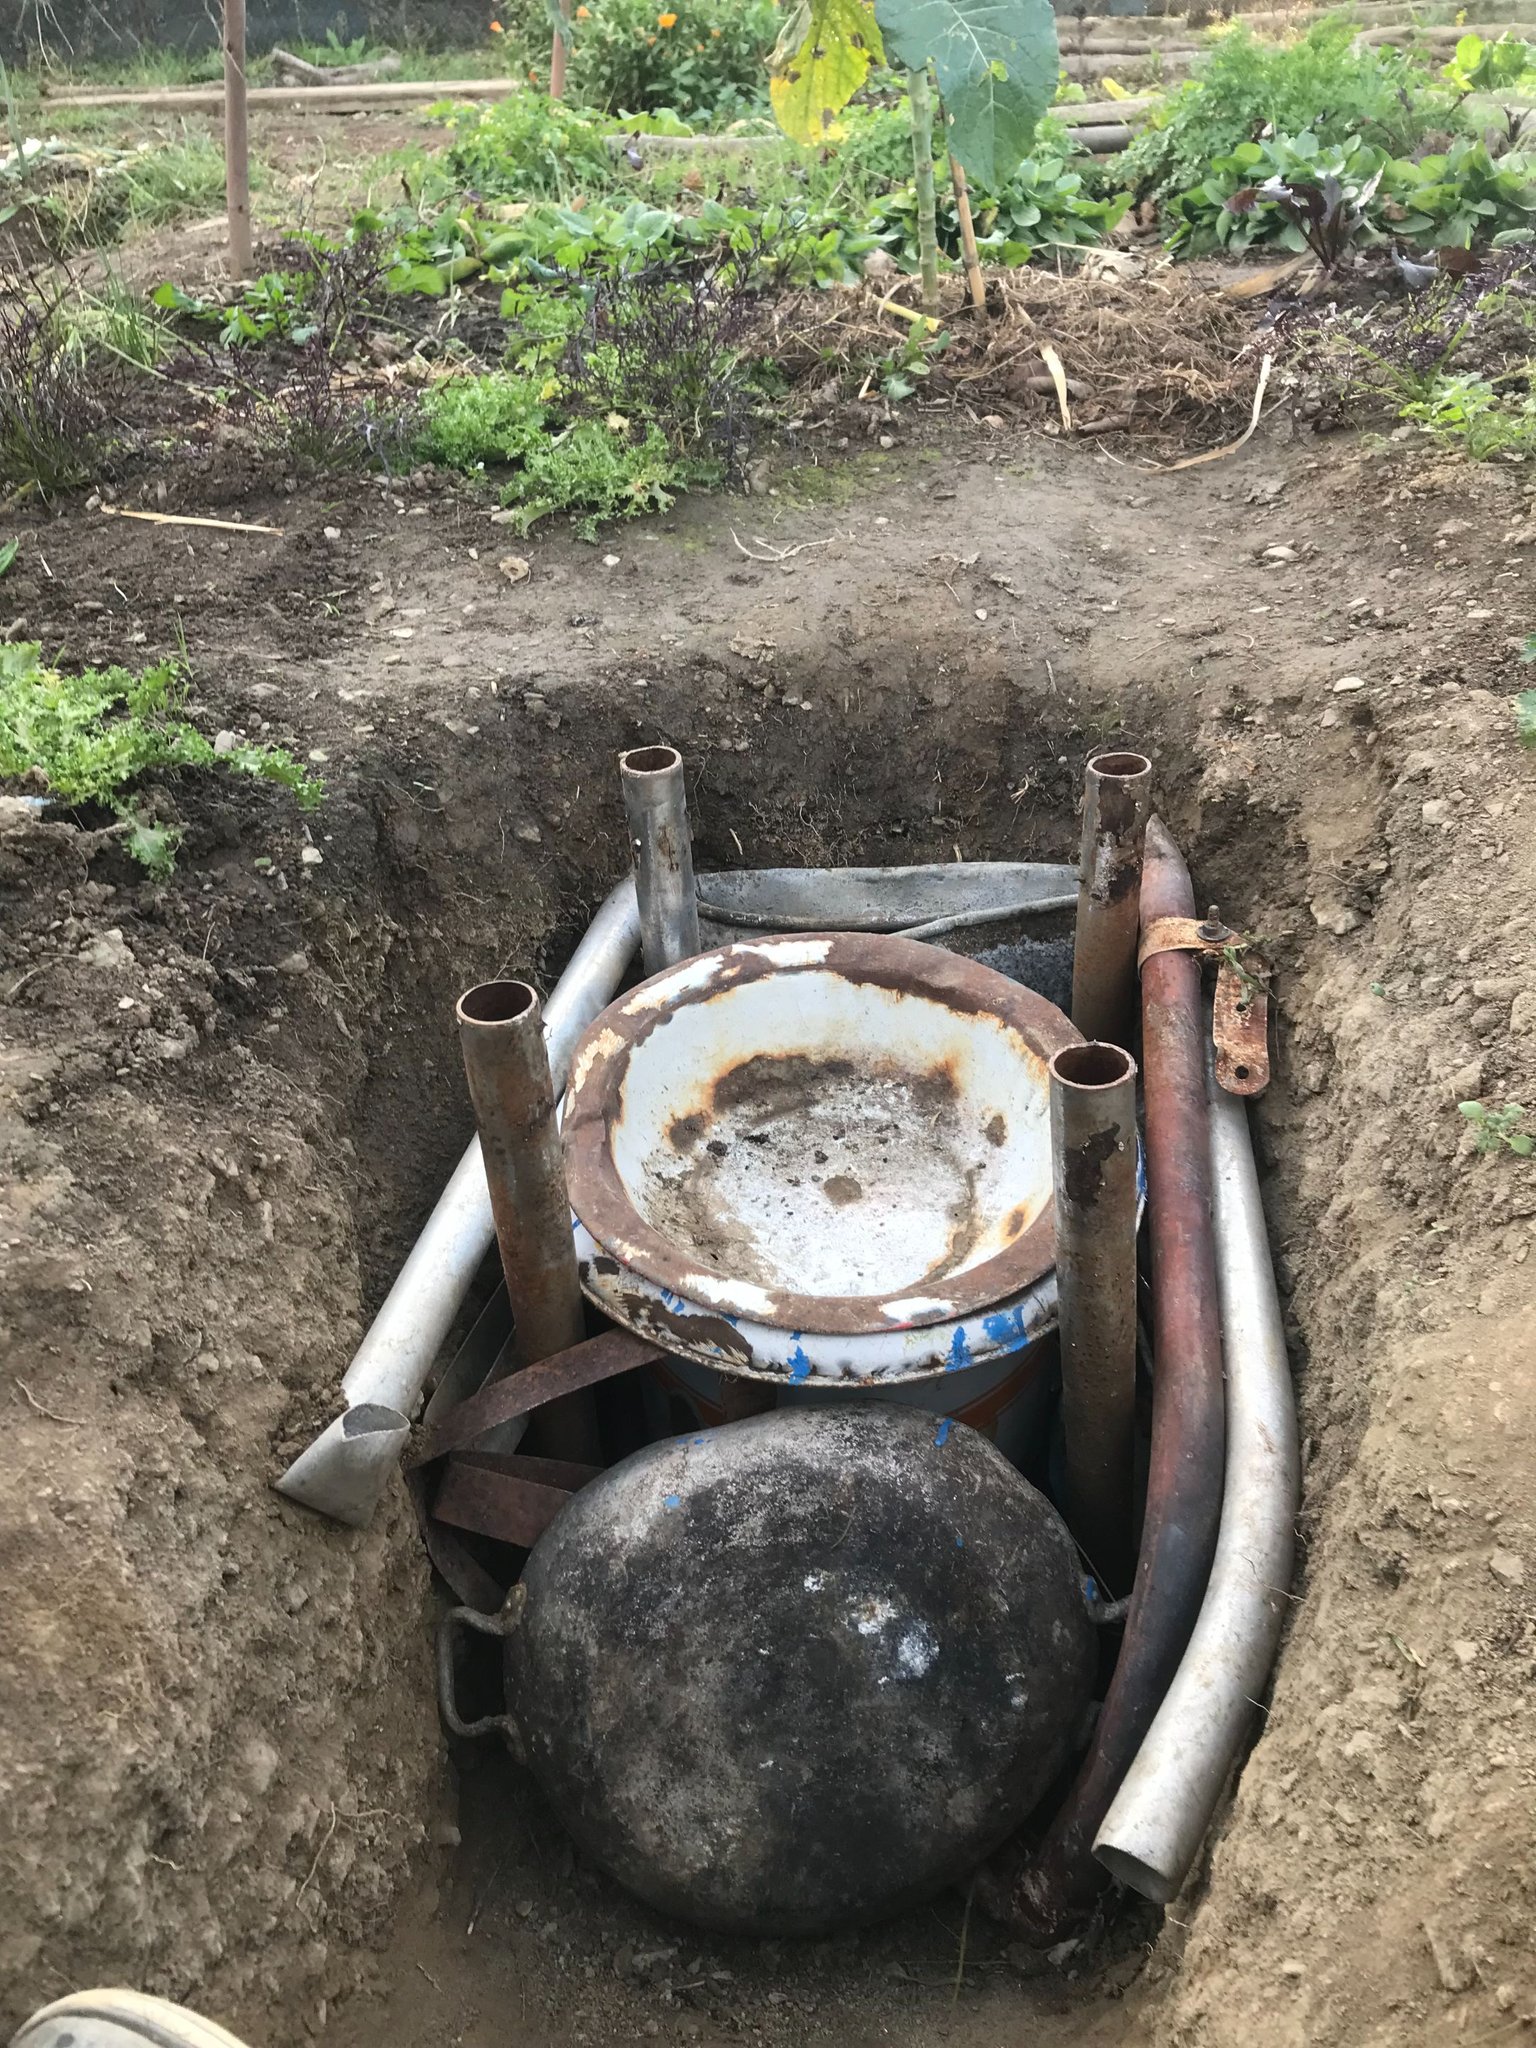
[562,932,1082,1336]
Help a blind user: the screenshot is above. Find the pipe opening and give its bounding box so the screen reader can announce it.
[620,745,683,777]
[1089,751,1153,783]
[458,979,539,1027]
[1051,1041,1137,1090]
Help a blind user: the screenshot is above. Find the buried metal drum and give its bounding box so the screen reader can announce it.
[439,1404,1096,1936]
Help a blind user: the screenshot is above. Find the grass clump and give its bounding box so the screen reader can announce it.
[0,644,322,874]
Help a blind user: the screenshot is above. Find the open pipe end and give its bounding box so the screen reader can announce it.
[458,979,540,1030]
[1092,1840,1178,1905]
[1088,749,1153,789]
[1051,1041,1138,1091]
[619,744,684,780]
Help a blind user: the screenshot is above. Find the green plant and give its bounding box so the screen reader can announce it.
[1459,1100,1535,1156]
[874,148,1127,264]
[1122,20,1463,208]
[0,643,321,872]
[562,0,779,118]
[438,91,618,200]
[0,538,15,576]
[65,272,175,370]
[1399,373,1536,457]
[1442,30,1536,98]
[1519,636,1536,747]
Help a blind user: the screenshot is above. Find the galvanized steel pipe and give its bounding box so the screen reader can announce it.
[275,876,639,1524]
[1049,1040,1139,1598]
[457,979,597,1463]
[1002,815,1225,1940]
[1070,750,1153,1049]
[1094,1042,1298,1903]
[621,745,700,974]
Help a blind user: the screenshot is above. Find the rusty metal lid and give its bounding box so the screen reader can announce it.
[562,933,1081,1336]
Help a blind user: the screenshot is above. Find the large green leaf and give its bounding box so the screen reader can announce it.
[875,0,1058,186]
[770,0,885,144]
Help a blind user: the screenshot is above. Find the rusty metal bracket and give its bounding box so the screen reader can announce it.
[1137,909,1271,1098]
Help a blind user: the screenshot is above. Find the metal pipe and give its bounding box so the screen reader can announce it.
[456,979,597,1464]
[1001,814,1225,1941]
[275,876,639,1525]
[1049,1040,1139,1598]
[1070,750,1153,1049]
[1094,1038,1298,1903]
[621,745,700,975]
[696,862,1076,935]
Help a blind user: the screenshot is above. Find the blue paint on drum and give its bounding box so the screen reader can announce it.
[933,1418,953,1448]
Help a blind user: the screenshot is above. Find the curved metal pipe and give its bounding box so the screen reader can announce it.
[1070,750,1153,1050]
[621,745,700,974]
[275,877,640,1525]
[696,862,1078,935]
[1000,814,1226,1941]
[1093,1041,1298,1903]
[457,980,597,1463]
[1049,1040,1139,1598]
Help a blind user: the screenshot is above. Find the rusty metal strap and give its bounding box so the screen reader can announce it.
[1136,915,1235,971]
[434,1458,577,1549]
[409,1327,663,1468]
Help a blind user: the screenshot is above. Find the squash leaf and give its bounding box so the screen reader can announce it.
[770,0,885,144]
[875,0,1058,187]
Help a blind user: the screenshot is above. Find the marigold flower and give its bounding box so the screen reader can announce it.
[489,16,503,28]
[658,9,678,23]
[576,3,590,13]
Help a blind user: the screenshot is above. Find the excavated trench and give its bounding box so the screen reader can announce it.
[6,436,1532,2048]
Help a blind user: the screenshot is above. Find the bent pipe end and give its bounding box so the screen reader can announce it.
[273,1403,412,1528]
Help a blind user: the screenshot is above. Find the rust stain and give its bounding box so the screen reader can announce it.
[1063,1126,1120,1207]
[985,1113,1007,1149]
[668,1111,706,1153]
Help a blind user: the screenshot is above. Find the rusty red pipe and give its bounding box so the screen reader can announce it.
[999,814,1226,1941]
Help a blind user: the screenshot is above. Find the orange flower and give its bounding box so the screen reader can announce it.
[489,16,503,27]
[710,24,721,33]
[658,9,677,23]
[528,67,539,81]
[575,3,590,13]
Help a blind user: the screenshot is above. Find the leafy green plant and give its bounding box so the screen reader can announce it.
[0,538,16,576]
[0,643,321,871]
[1519,635,1536,748]
[1459,1100,1535,1156]
[1122,20,1462,208]
[438,91,619,200]
[560,0,779,118]
[1380,139,1536,250]
[1399,373,1536,457]
[873,147,1129,264]
[1441,30,1536,98]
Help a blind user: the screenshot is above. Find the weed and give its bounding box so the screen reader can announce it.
[438,92,619,201]
[0,537,15,575]
[0,643,321,873]
[1519,637,1536,747]
[561,238,769,457]
[1399,374,1536,457]
[1459,1100,1535,1156]
[0,284,111,496]
[64,271,174,371]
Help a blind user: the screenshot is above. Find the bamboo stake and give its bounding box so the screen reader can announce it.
[223,0,252,280]
[949,154,986,311]
[99,507,284,535]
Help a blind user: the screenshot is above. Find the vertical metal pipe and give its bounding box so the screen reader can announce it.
[620,745,700,977]
[1070,750,1153,1049]
[456,980,598,1465]
[1049,1040,1139,1597]
[999,815,1225,1942]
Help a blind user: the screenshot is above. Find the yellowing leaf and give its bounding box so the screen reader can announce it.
[769,0,884,145]
[1101,74,1129,100]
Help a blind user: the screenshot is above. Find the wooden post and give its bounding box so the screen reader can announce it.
[549,0,572,97]
[950,154,987,312]
[223,0,252,280]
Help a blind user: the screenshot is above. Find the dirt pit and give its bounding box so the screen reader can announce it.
[3,424,1536,2048]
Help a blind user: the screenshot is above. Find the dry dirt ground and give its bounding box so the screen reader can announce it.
[3,409,1536,2048]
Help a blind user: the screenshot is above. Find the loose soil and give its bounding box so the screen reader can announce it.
[3,412,1535,2048]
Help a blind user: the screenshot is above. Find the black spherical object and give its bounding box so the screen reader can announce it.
[503,1403,1096,1935]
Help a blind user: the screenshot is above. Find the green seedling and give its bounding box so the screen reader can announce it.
[1458,1101,1535,1157]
